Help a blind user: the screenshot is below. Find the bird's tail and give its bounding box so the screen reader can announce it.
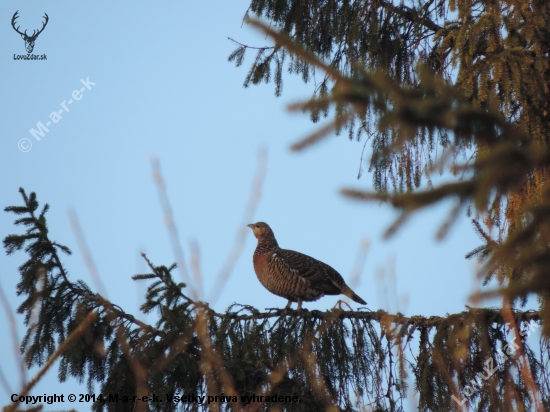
[341,285,367,305]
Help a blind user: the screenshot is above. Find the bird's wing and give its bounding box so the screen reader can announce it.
[273,249,344,294]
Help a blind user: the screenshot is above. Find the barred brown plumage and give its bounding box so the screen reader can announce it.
[247,222,367,310]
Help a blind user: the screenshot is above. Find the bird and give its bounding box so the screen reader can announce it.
[247,222,367,310]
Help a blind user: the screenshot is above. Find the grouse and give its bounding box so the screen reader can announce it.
[248,222,367,310]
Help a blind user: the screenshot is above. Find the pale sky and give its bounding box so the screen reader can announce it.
[0,1,507,410]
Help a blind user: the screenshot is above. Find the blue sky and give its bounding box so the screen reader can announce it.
[0,1,513,410]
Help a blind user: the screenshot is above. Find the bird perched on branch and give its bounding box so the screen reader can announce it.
[247,222,367,310]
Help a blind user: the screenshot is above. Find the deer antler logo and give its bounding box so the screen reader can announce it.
[11,11,49,53]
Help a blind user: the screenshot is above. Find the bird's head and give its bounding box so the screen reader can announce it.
[247,222,275,240]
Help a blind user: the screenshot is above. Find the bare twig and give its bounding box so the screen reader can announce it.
[501,302,544,412]
[69,208,106,297]
[151,156,194,298]
[228,37,275,51]
[195,305,243,411]
[68,210,158,334]
[189,239,204,300]
[68,210,153,412]
[0,281,20,393]
[3,312,97,412]
[208,148,268,305]
[349,239,370,291]
[290,110,355,152]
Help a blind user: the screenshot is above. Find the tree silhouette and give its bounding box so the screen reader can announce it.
[3,1,550,411]
[230,0,550,335]
[1,185,546,411]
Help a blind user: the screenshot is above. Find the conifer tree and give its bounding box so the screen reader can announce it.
[1,188,547,411]
[229,0,550,334]
[3,1,550,411]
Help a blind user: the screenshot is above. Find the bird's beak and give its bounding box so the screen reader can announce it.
[247,224,254,229]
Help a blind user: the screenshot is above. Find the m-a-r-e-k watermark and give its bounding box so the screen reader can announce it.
[18,77,96,153]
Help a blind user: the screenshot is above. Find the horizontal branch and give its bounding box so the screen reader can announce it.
[381,0,444,33]
[228,36,275,51]
[209,305,540,328]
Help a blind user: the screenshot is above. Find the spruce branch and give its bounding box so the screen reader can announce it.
[4,188,548,410]
[208,306,540,329]
[379,0,444,33]
[4,189,162,353]
[227,37,275,51]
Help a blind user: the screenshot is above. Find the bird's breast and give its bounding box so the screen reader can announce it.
[253,252,269,277]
